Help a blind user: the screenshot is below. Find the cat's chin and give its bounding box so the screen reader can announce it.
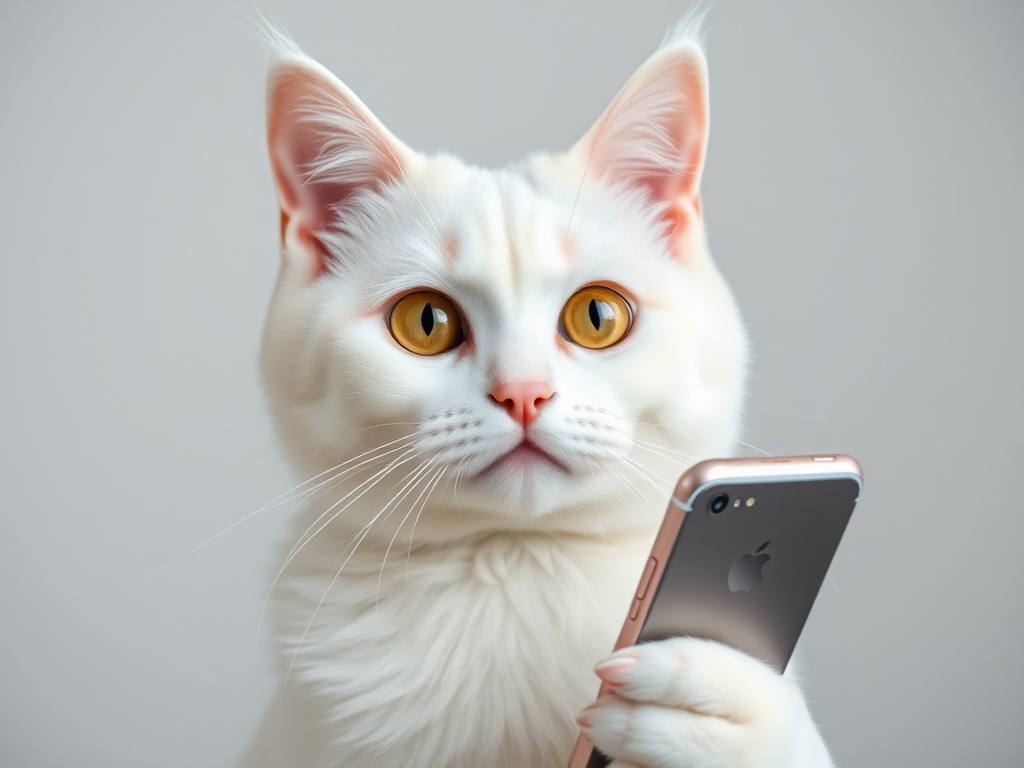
[469,447,573,516]
[478,440,569,478]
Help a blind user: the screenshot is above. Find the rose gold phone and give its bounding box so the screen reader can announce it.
[567,454,863,768]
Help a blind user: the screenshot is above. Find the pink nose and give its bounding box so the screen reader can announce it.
[489,382,553,429]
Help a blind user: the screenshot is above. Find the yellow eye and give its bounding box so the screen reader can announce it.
[389,291,464,356]
[561,286,633,349]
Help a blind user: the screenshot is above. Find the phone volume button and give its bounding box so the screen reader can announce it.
[636,556,657,600]
[629,597,642,620]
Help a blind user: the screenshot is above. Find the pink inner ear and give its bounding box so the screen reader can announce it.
[267,64,404,277]
[646,58,707,207]
[581,47,709,239]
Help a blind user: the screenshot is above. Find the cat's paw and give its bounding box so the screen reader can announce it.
[577,637,833,768]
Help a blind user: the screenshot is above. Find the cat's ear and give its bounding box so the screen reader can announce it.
[266,51,415,278]
[569,32,709,239]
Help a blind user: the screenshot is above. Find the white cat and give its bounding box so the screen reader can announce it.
[243,18,834,768]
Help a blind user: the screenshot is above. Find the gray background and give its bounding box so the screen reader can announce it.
[1,1,1021,766]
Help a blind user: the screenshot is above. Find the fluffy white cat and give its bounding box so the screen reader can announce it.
[242,18,834,768]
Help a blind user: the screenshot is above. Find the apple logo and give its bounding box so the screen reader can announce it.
[728,541,771,592]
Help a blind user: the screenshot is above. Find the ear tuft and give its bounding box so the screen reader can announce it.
[252,16,305,62]
[658,6,710,52]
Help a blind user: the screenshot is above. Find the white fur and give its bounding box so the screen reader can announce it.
[243,18,832,768]
[584,638,833,768]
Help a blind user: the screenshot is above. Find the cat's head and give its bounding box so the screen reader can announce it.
[260,24,747,541]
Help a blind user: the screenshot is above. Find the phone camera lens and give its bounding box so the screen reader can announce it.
[709,494,729,514]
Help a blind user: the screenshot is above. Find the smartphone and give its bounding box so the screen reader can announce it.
[567,454,863,768]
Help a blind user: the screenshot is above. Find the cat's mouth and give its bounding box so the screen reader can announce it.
[478,439,568,477]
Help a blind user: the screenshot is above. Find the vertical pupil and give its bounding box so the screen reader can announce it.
[588,298,602,331]
[421,303,435,336]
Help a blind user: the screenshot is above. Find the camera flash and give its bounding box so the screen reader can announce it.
[746,497,756,507]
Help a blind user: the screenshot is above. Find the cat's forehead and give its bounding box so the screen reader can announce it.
[446,170,570,293]
[380,163,661,306]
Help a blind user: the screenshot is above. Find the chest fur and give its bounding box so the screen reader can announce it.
[275,532,652,768]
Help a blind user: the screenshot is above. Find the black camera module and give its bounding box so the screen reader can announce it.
[709,493,729,514]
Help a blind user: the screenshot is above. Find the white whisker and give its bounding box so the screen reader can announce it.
[281,456,429,693]
[607,463,657,512]
[143,434,417,581]
[631,437,695,464]
[257,449,421,643]
[593,461,634,513]
[734,438,773,457]
[621,455,672,491]
[567,140,598,242]
[577,209,630,249]
[374,462,442,610]
[404,462,458,568]
[284,445,418,562]
[635,419,774,458]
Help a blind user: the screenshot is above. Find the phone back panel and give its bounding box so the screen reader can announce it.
[639,475,860,668]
